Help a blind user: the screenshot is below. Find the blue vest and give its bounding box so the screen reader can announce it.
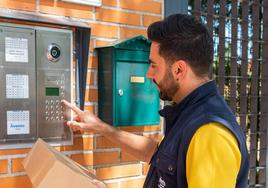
[143,81,249,188]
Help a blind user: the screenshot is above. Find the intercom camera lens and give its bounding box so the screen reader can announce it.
[47,44,61,62]
[51,46,61,59]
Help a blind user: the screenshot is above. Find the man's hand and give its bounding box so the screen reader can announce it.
[61,100,157,163]
[61,100,105,133]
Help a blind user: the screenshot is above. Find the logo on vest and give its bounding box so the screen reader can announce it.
[158,176,166,188]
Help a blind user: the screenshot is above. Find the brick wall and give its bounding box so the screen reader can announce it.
[0,0,163,187]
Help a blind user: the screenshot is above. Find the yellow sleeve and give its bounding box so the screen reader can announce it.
[186,122,241,188]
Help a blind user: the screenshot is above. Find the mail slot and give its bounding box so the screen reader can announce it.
[97,35,160,126]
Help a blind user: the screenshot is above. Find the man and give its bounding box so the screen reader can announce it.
[62,14,249,188]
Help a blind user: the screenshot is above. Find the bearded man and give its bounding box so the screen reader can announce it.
[62,14,249,188]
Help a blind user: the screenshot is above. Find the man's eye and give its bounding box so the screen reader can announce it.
[151,64,156,68]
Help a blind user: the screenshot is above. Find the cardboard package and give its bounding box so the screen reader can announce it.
[22,138,98,188]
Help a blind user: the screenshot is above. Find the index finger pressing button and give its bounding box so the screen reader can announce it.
[61,100,83,115]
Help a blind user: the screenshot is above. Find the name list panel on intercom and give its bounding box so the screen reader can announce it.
[6,74,29,99]
[5,37,29,63]
[0,25,36,144]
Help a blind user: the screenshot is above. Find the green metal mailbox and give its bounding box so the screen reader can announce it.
[97,35,160,126]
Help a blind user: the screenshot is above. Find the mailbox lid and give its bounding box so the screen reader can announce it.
[114,61,160,126]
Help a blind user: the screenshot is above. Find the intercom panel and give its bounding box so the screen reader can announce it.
[0,24,73,146]
[36,29,72,142]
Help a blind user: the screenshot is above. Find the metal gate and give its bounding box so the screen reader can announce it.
[185,0,268,187]
[186,0,268,187]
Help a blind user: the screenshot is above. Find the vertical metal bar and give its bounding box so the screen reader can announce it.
[230,0,238,112]
[258,0,267,182]
[207,0,214,35]
[164,0,188,16]
[259,0,268,185]
[240,0,249,133]
[249,0,260,186]
[207,0,214,78]
[193,0,201,19]
[218,0,226,95]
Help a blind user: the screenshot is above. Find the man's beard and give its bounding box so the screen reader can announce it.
[153,68,179,101]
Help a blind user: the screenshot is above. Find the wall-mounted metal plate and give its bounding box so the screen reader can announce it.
[61,0,102,6]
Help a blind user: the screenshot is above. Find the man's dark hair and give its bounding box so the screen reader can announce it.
[147,14,213,77]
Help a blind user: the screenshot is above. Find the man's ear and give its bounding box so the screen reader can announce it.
[172,60,188,81]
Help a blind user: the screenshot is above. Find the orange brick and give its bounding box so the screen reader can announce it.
[0,148,30,155]
[91,23,118,38]
[96,8,140,26]
[57,137,94,151]
[40,0,93,19]
[12,158,25,173]
[96,164,141,180]
[80,131,95,135]
[96,40,113,48]
[121,151,138,163]
[119,125,161,132]
[142,163,150,175]
[88,55,98,69]
[0,0,36,12]
[120,0,161,14]
[102,0,118,7]
[89,39,95,53]
[71,153,93,165]
[93,152,119,165]
[84,105,95,113]
[106,182,119,188]
[87,71,95,85]
[0,160,8,174]
[0,176,33,188]
[120,27,147,38]
[121,178,145,188]
[143,15,162,27]
[85,88,98,102]
[96,136,120,149]
[71,151,119,166]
